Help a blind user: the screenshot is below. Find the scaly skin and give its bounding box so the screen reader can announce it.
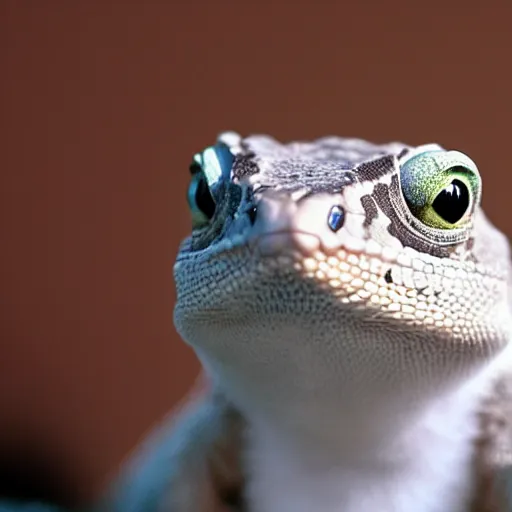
[110,133,512,512]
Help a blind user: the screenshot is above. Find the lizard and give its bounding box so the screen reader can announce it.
[109,132,512,512]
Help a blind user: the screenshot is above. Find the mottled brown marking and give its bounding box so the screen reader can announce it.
[355,155,397,182]
[361,194,379,227]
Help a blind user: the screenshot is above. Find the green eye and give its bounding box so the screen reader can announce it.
[400,150,481,230]
[187,143,234,228]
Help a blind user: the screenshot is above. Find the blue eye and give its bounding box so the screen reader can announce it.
[187,143,234,228]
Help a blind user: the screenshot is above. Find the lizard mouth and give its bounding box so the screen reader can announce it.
[201,228,509,342]
[251,230,322,257]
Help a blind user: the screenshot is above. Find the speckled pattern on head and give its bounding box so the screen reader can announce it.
[170,132,512,512]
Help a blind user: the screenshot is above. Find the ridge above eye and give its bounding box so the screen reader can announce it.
[399,150,481,230]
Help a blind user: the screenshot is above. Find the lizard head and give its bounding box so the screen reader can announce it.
[173,132,512,435]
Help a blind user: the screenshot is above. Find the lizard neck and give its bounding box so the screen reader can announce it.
[243,365,497,512]
[199,334,512,512]
[192,293,512,511]
[199,318,505,453]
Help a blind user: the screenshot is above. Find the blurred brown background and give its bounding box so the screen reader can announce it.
[2,1,512,507]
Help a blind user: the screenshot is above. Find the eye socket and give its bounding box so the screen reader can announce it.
[400,151,481,230]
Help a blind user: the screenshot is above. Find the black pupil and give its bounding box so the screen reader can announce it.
[431,179,470,225]
[195,176,216,219]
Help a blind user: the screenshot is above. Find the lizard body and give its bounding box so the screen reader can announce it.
[111,133,512,512]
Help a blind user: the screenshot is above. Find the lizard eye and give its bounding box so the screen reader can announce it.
[188,171,216,227]
[187,143,234,228]
[399,150,481,230]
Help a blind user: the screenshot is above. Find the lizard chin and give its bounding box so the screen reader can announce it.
[174,248,511,450]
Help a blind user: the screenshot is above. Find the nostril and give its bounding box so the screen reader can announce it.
[328,205,345,232]
[247,206,258,225]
